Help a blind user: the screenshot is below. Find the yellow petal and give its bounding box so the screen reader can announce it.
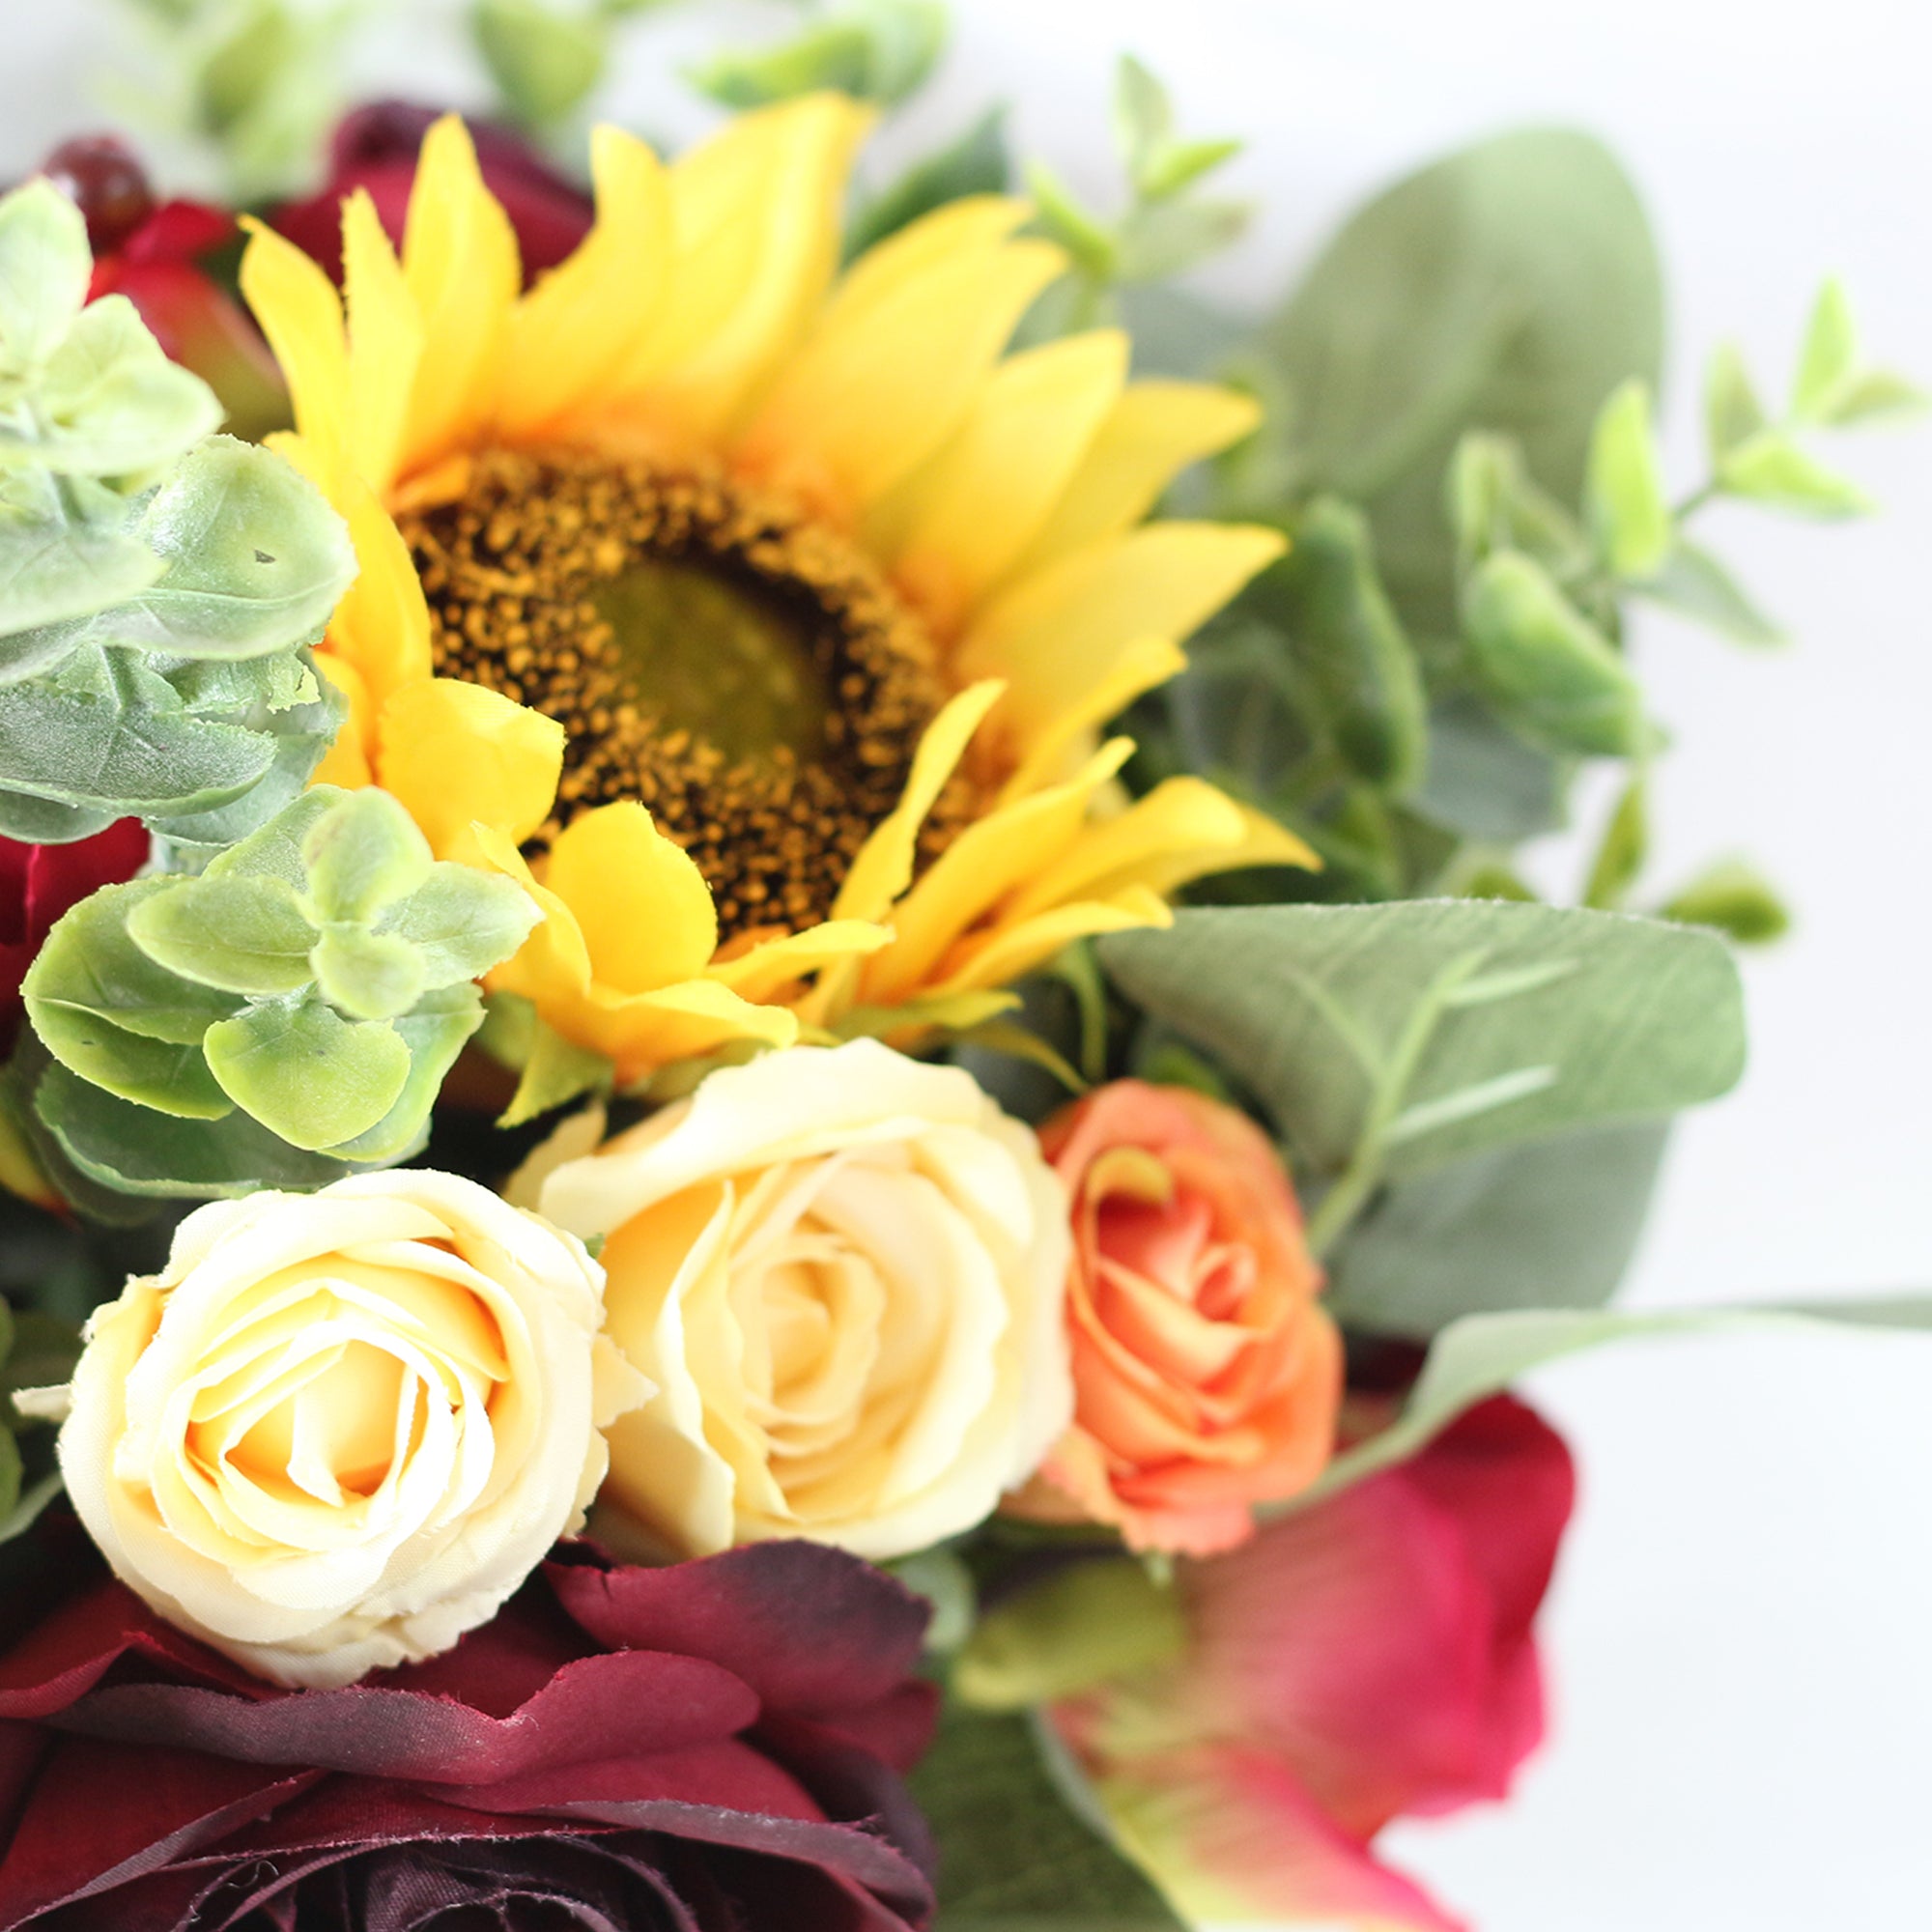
[400,116,520,477]
[308,655,372,788]
[614,94,871,443]
[588,979,797,1073]
[832,679,1004,924]
[239,218,349,473]
[473,825,595,998]
[932,887,1172,997]
[339,188,423,497]
[996,635,1188,805]
[708,921,891,1003]
[542,802,719,995]
[497,126,672,444]
[1013,381,1265,579]
[376,676,563,860]
[734,217,1066,519]
[883,330,1129,639]
[861,738,1134,1006]
[957,523,1287,760]
[1007,778,1316,921]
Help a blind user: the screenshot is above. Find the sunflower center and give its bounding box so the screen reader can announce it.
[402,449,971,939]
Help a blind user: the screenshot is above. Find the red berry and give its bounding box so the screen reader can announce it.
[40,135,156,255]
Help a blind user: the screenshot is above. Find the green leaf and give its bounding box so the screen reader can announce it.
[1255,496,1426,792]
[1584,379,1670,579]
[327,982,483,1163]
[1660,858,1791,945]
[299,785,434,925]
[497,1009,612,1128]
[1815,366,1927,425]
[11,296,222,478]
[471,0,609,130]
[690,2,945,111]
[0,489,163,646]
[1308,1296,1932,1503]
[908,1704,1187,1930]
[1113,54,1173,185]
[1023,161,1118,282]
[110,436,356,660]
[1415,695,1569,842]
[955,1560,1187,1712]
[377,863,540,989]
[0,180,92,371]
[1326,1120,1668,1337]
[0,790,118,843]
[1249,128,1663,638]
[27,1004,233,1118]
[126,873,317,997]
[1583,774,1647,910]
[1703,341,1766,466]
[0,671,277,814]
[205,782,341,888]
[1114,195,1250,286]
[1097,899,1746,1188]
[1718,430,1873,517]
[0,1310,82,1407]
[1138,136,1243,205]
[203,995,411,1149]
[1634,541,1785,646]
[846,109,1009,259]
[34,1058,377,1198]
[1789,277,1858,424]
[1461,549,1647,757]
[0,1430,20,1526]
[311,927,426,1021]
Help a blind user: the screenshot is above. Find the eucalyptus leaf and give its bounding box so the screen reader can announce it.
[1703,341,1767,466]
[471,0,608,129]
[0,501,163,645]
[0,790,118,843]
[327,983,484,1164]
[1634,541,1785,646]
[1660,859,1791,945]
[311,927,426,1021]
[908,1704,1187,1931]
[1718,431,1873,517]
[1789,278,1858,425]
[1584,379,1670,580]
[378,865,542,989]
[1582,774,1647,910]
[126,874,318,996]
[1414,694,1569,842]
[1326,1121,1669,1337]
[0,180,91,372]
[204,783,341,887]
[203,996,411,1149]
[300,784,433,925]
[1250,128,1663,638]
[1098,899,1745,1187]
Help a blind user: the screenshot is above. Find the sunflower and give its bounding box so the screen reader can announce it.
[240,97,1312,1084]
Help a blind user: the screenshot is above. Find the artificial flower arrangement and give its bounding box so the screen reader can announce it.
[0,4,1924,1927]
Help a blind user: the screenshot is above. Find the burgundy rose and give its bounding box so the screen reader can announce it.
[0,821,149,1053]
[38,136,289,441]
[274,101,595,287]
[0,1536,938,1931]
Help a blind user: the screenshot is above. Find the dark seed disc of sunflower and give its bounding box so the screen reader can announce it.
[401,448,974,940]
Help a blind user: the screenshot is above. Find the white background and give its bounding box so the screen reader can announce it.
[4,1,1931,1924]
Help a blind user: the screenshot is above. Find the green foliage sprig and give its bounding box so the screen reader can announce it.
[0,180,356,850]
[21,786,539,1196]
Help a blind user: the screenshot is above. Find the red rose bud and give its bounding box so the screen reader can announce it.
[0,1536,938,1931]
[1049,1397,1577,1930]
[35,134,290,441]
[275,99,595,287]
[0,820,149,1053]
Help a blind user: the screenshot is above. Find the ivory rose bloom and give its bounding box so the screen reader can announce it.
[49,1171,646,1688]
[536,1038,1072,1561]
[1011,1081,1342,1556]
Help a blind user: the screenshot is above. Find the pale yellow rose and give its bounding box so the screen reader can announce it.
[50,1171,647,1688]
[535,1039,1073,1562]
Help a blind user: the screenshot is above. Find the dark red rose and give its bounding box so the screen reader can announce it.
[0,1537,938,1931]
[0,821,149,1052]
[274,100,595,287]
[37,135,289,441]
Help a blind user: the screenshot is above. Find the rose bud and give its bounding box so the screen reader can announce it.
[39,134,290,440]
[533,1038,1073,1562]
[34,1172,648,1687]
[1006,1080,1343,1555]
[273,99,595,287]
[1049,1397,1577,1929]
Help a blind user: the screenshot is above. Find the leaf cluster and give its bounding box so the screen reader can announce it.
[20,786,539,1199]
[0,180,356,850]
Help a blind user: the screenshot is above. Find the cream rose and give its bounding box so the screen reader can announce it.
[50,1171,647,1688]
[535,1039,1073,1562]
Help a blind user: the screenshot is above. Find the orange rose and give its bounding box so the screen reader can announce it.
[1011,1082,1342,1556]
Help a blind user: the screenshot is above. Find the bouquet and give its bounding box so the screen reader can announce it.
[0,6,1922,1926]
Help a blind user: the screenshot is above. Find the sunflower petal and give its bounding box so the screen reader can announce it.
[735,216,1066,519]
[1015,381,1266,578]
[497,126,672,443]
[472,824,594,997]
[958,523,1286,759]
[308,655,373,788]
[376,676,563,861]
[884,330,1130,638]
[239,218,350,471]
[591,980,799,1081]
[1007,778,1316,919]
[541,802,719,994]
[997,635,1189,805]
[339,188,423,496]
[932,886,1172,996]
[860,738,1134,1004]
[400,116,521,477]
[615,94,871,444]
[708,921,892,1003]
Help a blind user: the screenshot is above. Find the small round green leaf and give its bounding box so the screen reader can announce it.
[311,926,427,1021]
[203,997,411,1150]
[127,874,319,996]
[299,786,434,925]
